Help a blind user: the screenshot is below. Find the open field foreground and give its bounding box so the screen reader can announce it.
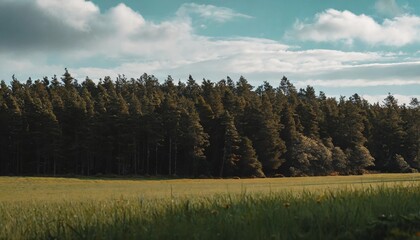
[1,174,420,239]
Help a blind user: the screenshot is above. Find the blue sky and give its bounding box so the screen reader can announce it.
[1,0,420,104]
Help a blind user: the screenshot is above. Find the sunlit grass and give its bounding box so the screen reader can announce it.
[1,173,420,202]
[1,174,420,239]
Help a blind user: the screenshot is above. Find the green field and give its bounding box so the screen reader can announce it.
[1,174,420,239]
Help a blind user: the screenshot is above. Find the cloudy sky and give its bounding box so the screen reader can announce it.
[1,0,420,104]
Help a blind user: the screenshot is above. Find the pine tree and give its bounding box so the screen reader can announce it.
[233,77,285,175]
[296,86,320,138]
[2,71,418,177]
[0,81,22,174]
[238,137,265,178]
[185,75,201,100]
[179,99,209,176]
[370,94,407,171]
[335,96,368,149]
[220,111,241,177]
[404,98,420,169]
[161,76,181,175]
[319,95,339,140]
[21,86,60,175]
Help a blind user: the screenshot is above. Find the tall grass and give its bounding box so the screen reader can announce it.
[1,184,420,239]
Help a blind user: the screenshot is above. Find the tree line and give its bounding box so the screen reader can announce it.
[0,70,419,177]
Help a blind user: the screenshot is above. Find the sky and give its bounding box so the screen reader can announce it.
[1,0,420,104]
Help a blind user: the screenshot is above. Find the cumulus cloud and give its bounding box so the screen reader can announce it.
[0,0,198,58]
[375,0,404,17]
[0,0,258,78]
[0,0,419,105]
[0,0,91,51]
[36,0,99,31]
[106,3,145,35]
[289,9,420,46]
[176,3,253,22]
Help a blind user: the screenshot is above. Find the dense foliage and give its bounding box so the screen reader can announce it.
[0,70,419,177]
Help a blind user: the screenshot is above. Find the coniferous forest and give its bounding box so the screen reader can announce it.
[0,69,419,177]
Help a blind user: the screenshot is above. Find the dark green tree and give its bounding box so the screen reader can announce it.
[179,98,209,176]
[238,137,265,178]
[370,94,407,171]
[220,111,241,177]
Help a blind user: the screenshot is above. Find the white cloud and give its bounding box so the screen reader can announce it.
[361,94,420,105]
[0,1,419,106]
[176,3,252,22]
[298,78,420,88]
[289,9,420,46]
[106,3,145,35]
[375,0,404,17]
[0,53,64,81]
[35,0,99,31]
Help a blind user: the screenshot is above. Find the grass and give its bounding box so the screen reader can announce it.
[1,173,420,202]
[1,174,420,239]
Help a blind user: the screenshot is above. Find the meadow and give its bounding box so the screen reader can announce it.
[1,174,420,239]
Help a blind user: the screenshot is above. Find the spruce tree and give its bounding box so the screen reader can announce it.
[238,137,265,178]
[220,111,241,177]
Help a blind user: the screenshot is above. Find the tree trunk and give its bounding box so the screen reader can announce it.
[36,142,40,175]
[168,137,172,175]
[174,141,177,176]
[85,148,89,176]
[53,158,56,176]
[141,141,145,174]
[220,146,226,177]
[133,137,137,175]
[16,142,20,175]
[155,145,158,175]
[146,144,150,175]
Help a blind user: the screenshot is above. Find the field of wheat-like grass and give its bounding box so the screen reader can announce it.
[1,174,420,239]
